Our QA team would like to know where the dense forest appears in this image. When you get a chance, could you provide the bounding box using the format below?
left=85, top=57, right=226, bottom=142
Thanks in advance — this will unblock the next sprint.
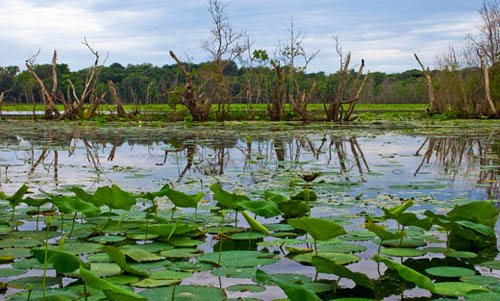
left=0, top=61, right=429, bottom=106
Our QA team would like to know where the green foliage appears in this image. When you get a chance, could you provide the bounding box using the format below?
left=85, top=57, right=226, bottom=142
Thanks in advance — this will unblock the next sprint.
left=31, top=248, right=89, bottom=273
left=255, top=269, right=321, bottom=301
left=288, top=217, right=346, bottom=241
left=79, top=266, right=146, bottom=300
left=312, top=256, right=374, bottom=290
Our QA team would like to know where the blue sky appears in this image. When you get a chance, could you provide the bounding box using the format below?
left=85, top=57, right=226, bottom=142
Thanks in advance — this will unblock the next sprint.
left=0, top=0, right=484, bottom=73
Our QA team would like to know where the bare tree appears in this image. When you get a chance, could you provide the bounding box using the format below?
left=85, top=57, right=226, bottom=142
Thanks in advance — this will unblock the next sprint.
left=280, top=18, right=319, bottom=120
left=414, top=53, right=438, bottom=113
left=25, top=49, right=60, bottom=119
left=325, top=37, right=369, bottom=121
left=201, top=0, right=243, bottom=121
left=169, top=51, right=212, bottom=121
left=269, top=60, right=286, bottom=121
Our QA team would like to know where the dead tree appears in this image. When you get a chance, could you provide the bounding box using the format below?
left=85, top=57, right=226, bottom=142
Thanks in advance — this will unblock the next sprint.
left=268, top=60, right=286, bottom=121
left=25, top=50, right=60, bottom=119
left=344, top=60, right=370, bottom=121
left=169, top=50, right=212, bottom=121
left=107, top=80, right=128, bottom=118
left=0, top=91, right=4, bottom=119
left=414, top=53, right=438, bottom=113
left=61, top=38, right=104, bottom=119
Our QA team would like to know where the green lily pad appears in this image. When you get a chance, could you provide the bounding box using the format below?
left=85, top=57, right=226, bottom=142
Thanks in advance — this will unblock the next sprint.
left=127, top=233, right=159, bottom=240
left=122, top=242, right=173, bottom=253
left=318, top=243, right=367, bottom=253
left=199, top=251, right=279, bottom=267
left=139, top=285, right=226, bottom=301
left=446, top=251, right=477, bottom=259
left=89, top=235, right=126, bottom=243
left=0, top=238, right=43, bottom=248
left=466, top=291, right=500, bottom=301
left=67, top=263, right=122, bottom=278
left=257, top=273, right=332, bottom=293
left=121, top=248, right=165, bottom=262
left=423, top=247, right=453, bottom=254
left=6, top=288, right=78, bottom=301
left=230, top=232, right=267, bottom=240
left=8, top=276, right=60, bottom=289
left=50, top=242, right=103, bottom=255
left=106, top=275, right=140, bottom=285
left=257, top=238, right=304, bottom=247
left=480, top=261, right=500, bottom=270
left=130, top=259, right=172, bottom=271
left=379, top=248, right=426, bottom=257
left=167, top=261, right=214, bottom=272
left=460, top=275, right=500, bottom=285
left=226, top=284, right=265, bottom=293
left=150, top=269, right=192, bottom=280
left=293, top=252, right=360, bottom=265
left=426, top=266, right=476, bottom=277
left=434, top=282, right=487, bottom=296
left=264, top=224, right=294, bottom=232
left=381, top=238, right=426, bottom=247
left=0, top=248, right=31, bottom=258
left=132, top=278, right=181, bottom=288
left=0, top=268, right=26, bottom=277
left=206, top=226, right=244, bottom=234
left=168, top=236, right=204, bottom=247
left=12, top=258, right=53, bottom=269
left=87, top=253, right=112, bottom=262
left=211, top=267, right=256, bottom=278
left=160, top=248, right=201, bottom=259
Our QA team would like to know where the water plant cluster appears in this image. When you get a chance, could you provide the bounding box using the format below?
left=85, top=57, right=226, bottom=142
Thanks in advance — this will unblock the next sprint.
left=0, top=180, right=499, bottom=301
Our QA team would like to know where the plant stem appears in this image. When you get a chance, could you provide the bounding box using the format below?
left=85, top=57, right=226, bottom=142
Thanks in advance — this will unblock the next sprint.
left=145, top=217, right=149, bottom=240
left=69, top=212, right=77, bottom=238
left=234, top=211, right=238, bottom=227
left=83, top=282, right=88, bottom=301
left=314, top=239, right=318, bottom=256
left=171, top=206, right=176, bottom=221
left=217, top=211, right=226, bottom=268
left=399, top=226, right=405, bottom=247
left=104, top=208, right=113, bottom=230
left=10, top=205, right=15, bottom=223
left=171, top=285, right=176, bottom=301
left=43, top=217, right=52, bottom=300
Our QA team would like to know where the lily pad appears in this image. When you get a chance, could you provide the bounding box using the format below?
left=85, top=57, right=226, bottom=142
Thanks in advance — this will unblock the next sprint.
left=206, top=226, right=244, bottom=234
left=106, top=275, right=140, bottom=285
left=67, top=263, right=122, bottom=278
left=466, top=291, right=500, bottom=301
left=12, top=258, right=53, bottom=269
left=0, top=268, right=26, bottom=277
left=121, top=248, right=165, bottom=262
left=122, top=242, right=173, bottom=253
left=139, top=285, right=226, bottom=301
left=211, top=267, right=256, bottom=278
left=160, top=248, right=201, bottom=259
left=317, top=243, right=367, bottom=253
left=434, top=282, right=487, bottom=296
left=480, top=261, right=500, bottom=270
left=150, top=269, right=192, bottom=280
left=446, top=251, right=477, bottom=259
left=425, top=266, right=476, bottom=278
left=89, top=235, right=126, bottom=243
left=87, top=253, right=112, bottom=262
left=168, top=236, right=204, bottom=247
left=50, top=242, right=103, bottom=255
left=230, top=232, right=267, bottom=240
left=8, top=276, right=60, bottom=289
left=199, top=251, right=279, bottom=267
left=379, top=248, right=426, bottom=257
left=132, top=278, right=181, bottom=288
left=293, top=252, right=360, bottom=265
left=226, top=284, right=265, bottom=293
left=0, top=248, right=31, bottom=258
left=460, top=275, right=500, bottom=285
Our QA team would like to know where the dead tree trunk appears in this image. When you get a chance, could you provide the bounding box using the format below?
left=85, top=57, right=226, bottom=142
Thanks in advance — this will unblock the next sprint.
left=414, top=53, right=438, bottom=113
left=482, top=62, right=499, bottom=117
left=326, top=53, right=351, bottom=121
left=269, top=60, right=285, bottom=121
left=169, top=51, right=211, bottom=121
left=0, top=92, right=4, bottom=119
left=25, top=50, right=60, bottom=119
left=344, top=60, right=370, bottom=121
left=107, top=80, right=127, bottom=118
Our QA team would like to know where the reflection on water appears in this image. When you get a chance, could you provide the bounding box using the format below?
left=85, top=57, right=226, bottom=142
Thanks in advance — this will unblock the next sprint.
left=0, top=121, right=499, bottom=200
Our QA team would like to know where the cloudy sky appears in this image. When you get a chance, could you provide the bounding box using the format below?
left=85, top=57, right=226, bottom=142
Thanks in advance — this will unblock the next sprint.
left=0, top=0, right=484, bottom=73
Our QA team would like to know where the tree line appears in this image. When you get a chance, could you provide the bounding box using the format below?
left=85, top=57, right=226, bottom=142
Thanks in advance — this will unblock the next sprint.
left=1, top=0, right=499, bottom=120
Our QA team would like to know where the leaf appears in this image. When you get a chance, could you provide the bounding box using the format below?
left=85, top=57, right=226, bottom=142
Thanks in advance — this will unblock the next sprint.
left=121, top=248, right=165, bottom=262
left=239, top=200, right=280, bottom=218
left=291, top=189, right=318, bottom=202
left=433, top=282, right=487, bottom=297
left=94, top=185, right=137, bottom=210
left=255, top=269, right=321, bottom=301
left=425, top=266, right=476, bottom=277
left=240, top=210, right=270, bottom=235
left=312, top=256, right=374, bottom=290
left=70, top=186, right=95, bottom=204
left=365, top=219, right=404, bottom=241
left=136, top=184, right=170, bottom=200
left=22, top=197, right=51, bottom=208
left=384, top=200, right=414, bottom=217
left=455, top=220, right=496, bottom=237
left=31, top=248, right=89, bottom=273
left=140, top=223, right=197, bottom=237
left=446, top=201, right=499, bottom=227
left=288, top=217, right=346, bottom=241
left=379, top=248, right=426, bottom=257
left=279, top=201, right=311, bottom=218
left=52, top=196, right=100, bottom=217
left=79, top=266, right=146, bottom=300
left=6, top=184, right=30, bottom=206
left=104, top=246, right=150, bottom=277
left=198, top=250, right=278, bottom=267
left=166, top=189, right=204, bottom=208
left=210, top=183, right=249, bottom=209
left=373, top=255, right=435, bottom=293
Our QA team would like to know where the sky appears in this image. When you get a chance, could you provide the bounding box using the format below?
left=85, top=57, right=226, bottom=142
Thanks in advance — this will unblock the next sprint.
left=0, top=0, right=485, bottom=74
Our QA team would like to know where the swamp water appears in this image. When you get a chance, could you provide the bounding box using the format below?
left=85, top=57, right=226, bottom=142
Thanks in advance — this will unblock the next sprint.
left=0, top=120, right=499, bottom=300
